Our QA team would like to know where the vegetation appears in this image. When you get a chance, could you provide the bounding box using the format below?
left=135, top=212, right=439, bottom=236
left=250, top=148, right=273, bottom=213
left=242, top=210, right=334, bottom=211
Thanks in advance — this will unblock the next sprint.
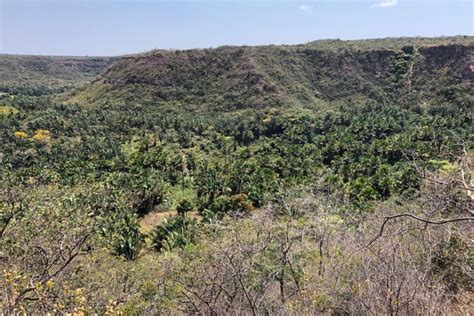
left=0, top=54, right=115, bottom=88
left=1, top=37, right=473, bottom=314
left=68, top=36, right=473, bottom=112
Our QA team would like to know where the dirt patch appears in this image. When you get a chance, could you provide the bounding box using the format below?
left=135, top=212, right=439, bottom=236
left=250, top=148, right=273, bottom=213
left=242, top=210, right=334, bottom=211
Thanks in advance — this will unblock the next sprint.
left=140, top=210, right=202, bottom=232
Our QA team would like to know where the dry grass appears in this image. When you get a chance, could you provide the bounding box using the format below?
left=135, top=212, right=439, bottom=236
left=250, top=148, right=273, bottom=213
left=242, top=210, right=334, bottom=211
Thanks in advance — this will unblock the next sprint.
left=140, top=210, right=201, bottom=233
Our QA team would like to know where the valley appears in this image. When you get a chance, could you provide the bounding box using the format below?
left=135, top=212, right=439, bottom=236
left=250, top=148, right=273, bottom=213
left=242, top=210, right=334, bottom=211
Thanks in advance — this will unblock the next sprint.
left=1, top=36, right=473, bottom=314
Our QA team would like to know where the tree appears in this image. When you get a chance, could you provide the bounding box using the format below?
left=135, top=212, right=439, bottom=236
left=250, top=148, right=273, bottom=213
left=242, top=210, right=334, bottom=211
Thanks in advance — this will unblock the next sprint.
left=176, top=199, right=194, bottom=216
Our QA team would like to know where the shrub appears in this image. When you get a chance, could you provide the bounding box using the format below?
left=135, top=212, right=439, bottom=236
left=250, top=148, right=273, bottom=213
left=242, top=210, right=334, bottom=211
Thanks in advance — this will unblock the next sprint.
left=103, top=211, right=143, bottom=261
left=152, top=215, right=197, bottom=252
left=431, top=235, right=473, bottom=292
left=176, top=199, right=194, bottom=216
left=207, top=194, right=255, bottom=219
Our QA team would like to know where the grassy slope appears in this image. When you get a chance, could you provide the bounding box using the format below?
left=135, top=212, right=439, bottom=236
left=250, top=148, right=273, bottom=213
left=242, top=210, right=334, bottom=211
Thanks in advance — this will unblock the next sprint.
left=68, top=36, right=473, bottom=111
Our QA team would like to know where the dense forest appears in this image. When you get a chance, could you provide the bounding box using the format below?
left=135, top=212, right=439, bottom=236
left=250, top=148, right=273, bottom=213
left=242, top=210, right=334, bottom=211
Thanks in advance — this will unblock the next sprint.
left=1, top=37, right=473, bottom=314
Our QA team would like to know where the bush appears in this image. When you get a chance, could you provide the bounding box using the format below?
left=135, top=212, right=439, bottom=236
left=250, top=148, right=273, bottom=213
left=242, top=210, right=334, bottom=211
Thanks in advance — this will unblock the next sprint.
left=431, top=235, right=473, bottom=292
left=103, top=211, right=143, bottom=261
left=207, top=194, right=255, bottom=219
left=176, top=199, right=194, bottom=216
left=152, top=215, right=197, bottom=252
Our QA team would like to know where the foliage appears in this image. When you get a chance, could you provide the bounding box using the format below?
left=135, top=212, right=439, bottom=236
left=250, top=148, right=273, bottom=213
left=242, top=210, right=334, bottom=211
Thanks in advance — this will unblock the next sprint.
left=1, top=37, right=473, bottom=313
left=431, top=235, right=473, bottom=292
left=176, top=199, right=194, bottom=216
left=152, top=215, right=198, bottom=252
left=0, top=55, right=115, bottom=88
left=102, top=211, right=143, bottom=261
left=206, top=194, right=255, bottom=219
left=68, top=37, right=473, bottom=111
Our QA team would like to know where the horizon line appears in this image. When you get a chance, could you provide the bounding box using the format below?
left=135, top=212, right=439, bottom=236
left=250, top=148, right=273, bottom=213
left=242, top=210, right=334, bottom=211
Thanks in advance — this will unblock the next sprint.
left=1, top=34, right=472, bottom=58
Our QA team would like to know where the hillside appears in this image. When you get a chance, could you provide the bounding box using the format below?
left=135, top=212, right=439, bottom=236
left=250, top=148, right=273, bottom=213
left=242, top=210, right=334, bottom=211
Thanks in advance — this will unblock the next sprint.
left=69, top=36, right=473, bottom=111
left=2, top=37, right=473, bottom=314
left=0, top=54, right=115, bottom=88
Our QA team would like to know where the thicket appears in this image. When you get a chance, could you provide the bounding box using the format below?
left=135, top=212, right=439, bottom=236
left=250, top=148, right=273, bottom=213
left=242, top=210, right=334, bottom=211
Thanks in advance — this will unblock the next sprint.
left=1, top=58, right=472, bottom=312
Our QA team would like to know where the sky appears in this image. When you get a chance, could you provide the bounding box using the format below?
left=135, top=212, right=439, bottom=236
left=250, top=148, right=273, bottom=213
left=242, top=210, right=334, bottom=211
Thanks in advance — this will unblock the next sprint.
left=0, top=0, right=472, bottom=56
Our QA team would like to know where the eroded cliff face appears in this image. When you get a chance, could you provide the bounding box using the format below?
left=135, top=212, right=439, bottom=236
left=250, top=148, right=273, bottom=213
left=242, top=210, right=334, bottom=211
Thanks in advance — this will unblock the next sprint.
left=71, top=47, right=283, bottom=110
left=70, top=38, right=473, bottom=111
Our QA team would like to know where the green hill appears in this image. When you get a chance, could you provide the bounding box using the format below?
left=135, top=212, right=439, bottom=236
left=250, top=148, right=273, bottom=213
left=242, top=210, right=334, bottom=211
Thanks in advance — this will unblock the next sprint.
left=69, top=36, right=473, bottom=111
left=0, top=54, right=116, bottom=88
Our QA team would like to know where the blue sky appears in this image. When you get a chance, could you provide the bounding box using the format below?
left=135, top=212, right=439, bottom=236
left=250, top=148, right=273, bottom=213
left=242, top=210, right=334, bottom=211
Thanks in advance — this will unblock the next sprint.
left=0, top=0, right=472, bottom=56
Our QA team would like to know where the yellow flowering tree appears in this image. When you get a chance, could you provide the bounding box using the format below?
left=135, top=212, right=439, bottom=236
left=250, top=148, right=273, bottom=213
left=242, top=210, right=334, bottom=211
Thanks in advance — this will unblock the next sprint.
left=32, top=129, right=51, bottom=141
left=14, top=131, right=28, bottom=139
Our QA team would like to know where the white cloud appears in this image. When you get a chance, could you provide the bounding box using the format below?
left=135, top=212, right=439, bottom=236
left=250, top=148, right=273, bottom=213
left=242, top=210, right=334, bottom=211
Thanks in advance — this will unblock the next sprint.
left=371, top=0, right=397, bottom=8
left=299, top=4, right=313, bottom=12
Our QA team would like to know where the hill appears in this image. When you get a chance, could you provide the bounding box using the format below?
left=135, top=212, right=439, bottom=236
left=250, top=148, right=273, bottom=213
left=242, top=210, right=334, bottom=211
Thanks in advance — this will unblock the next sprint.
left=2, top=37, right=473, bottom=314
left=69, top=36, right=473, bottom=111
left=0, top=54, right=116, bottom=88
